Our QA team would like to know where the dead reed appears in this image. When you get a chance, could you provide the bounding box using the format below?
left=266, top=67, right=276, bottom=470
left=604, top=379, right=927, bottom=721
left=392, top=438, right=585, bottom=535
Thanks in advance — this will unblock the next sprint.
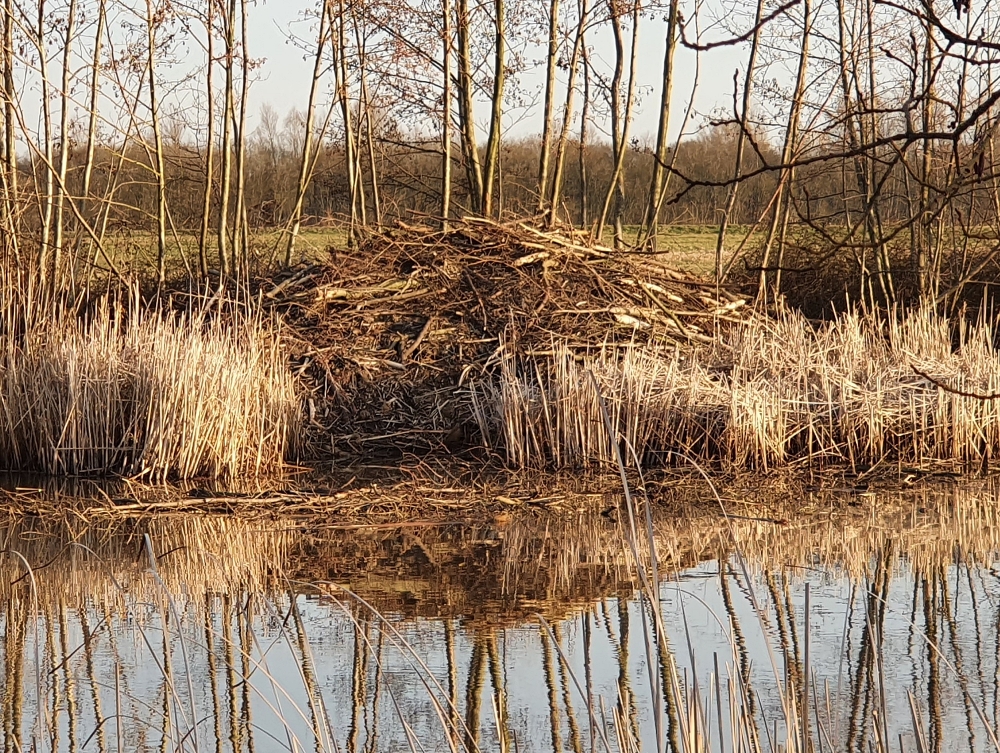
left=477, top=305, right=1000, bottom=471
left=0, top=293, right=298, bottom=479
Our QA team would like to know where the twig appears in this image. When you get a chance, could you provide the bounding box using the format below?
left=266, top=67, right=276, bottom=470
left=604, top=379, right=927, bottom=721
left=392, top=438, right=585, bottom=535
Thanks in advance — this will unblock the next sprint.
left=911, top=365, right=1000, bottom=400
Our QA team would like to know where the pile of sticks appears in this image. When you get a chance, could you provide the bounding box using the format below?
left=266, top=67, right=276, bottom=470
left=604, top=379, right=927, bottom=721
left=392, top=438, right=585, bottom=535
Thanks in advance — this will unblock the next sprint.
left=267, top=218, right=751, bottom=454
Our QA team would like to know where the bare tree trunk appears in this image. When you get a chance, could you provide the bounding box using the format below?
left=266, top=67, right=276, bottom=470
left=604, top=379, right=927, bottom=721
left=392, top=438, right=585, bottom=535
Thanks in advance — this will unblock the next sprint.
left=351, top=17, right=381, bottom=227
left=35, top=0, right=55, bottom=286
left=361, top=76, right=381, bottom=227
left=80, top=0, right=105, bottom=238
left=52, top=0, right=77, bottom=289
left=442, top=0, right=453, bottom=227
left=714, top=0, right=763, bottom=283
left=335, top=0, right=360, bottom=238
left=199, top=0, right=216, bottom=278
left=146, top=0, right=169, bottom=288
left=217, top=0, right=237, bottom=280
left=758, top=0, right=811, bottom=300
left=597, top=0, right=640, bottom=246
left=232, top=0, right=251, bottom=273
left=1, top=0, right=17, bottom=265
left=536, top=0, right=560, bottom=213
left=547, top=0, right=588, bottom=226
left=481, top=0, right=505, bottom=217
left=644, top=0, right=681, bottom=245
left=917, top=20, right=934, bottom=299
left=286, top=0, right=330, bottom=266
left=578, top=32, right=590, bottom=227
left=456, top=0, right=483, bottom=213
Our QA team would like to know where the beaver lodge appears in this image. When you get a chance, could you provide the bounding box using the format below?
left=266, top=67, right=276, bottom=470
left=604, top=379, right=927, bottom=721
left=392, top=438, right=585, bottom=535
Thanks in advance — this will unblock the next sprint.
left=3, top=218, right=1000, bottom=480
left=273, top=218, right=1000, bottom=475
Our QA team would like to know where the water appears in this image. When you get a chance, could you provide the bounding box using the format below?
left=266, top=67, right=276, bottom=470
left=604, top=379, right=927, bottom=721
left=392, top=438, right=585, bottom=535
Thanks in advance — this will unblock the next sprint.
left=3, top=478, right=1000, bottom=752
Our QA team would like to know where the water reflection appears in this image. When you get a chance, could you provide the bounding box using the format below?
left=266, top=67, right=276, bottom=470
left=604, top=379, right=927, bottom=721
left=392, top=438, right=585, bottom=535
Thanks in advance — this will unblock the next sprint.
left=2, top=479, right=1000, bottom=751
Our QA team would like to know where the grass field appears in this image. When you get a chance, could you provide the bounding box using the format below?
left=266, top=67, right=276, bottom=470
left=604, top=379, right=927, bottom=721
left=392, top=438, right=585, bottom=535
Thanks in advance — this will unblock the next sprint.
left=97, top=223, right=749, bottom=281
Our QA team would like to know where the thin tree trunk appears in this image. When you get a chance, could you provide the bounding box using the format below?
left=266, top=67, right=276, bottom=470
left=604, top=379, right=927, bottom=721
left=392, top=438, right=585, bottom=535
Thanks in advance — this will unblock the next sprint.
left=80, top=0, right=105, bottom=239
left=36, top=0, right=55, bottom=287
left=218, top=0, right=237, bottom=280
left=536, top=0, right=560, bottom=213
left=456, top=0, right=483, bottom=212
left=578, top=34, right=590, bottom=227
left=232, top=0, right=251, bottom=273
left=597, top=0, right=640, bottom=246
left=146, top=0, right=169, bottom=288
left=714, top=0, right=763, bottom=283
left=351, top=17, right=380, bottom=227
left=759, top=0, right=811, bottom=299
left=362, top=75, right=381, bottom=227
left=442, top=0, right=453, bottom=227
left=917, top=20, right=934, bottom=299
left=53, top=0, right=77, bottom=289
left=335, top=0, right=360, bottom=238
left=2, top=0, right=17, bottom=264
left=482, top=0, right=505, bottom=217
left=286, top=1, right=330, bottom=266
left=199, top=0, right=216, bottom=277
left=644, top=0, right=681, bottom=245
left=547, top=0, right=587, bottom=226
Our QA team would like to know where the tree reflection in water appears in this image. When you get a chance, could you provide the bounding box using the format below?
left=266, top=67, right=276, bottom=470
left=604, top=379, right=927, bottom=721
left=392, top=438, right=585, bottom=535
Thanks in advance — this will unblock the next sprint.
left=1, top=479, right=1000, bottom=751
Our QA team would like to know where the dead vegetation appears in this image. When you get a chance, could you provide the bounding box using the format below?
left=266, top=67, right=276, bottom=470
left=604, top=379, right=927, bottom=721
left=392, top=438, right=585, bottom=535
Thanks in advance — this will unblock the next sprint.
left=0, top=292, right=298, bottom=480
left=269, top=217, right=750, bottom=457
left=271, top=219, right=1000, bottom=474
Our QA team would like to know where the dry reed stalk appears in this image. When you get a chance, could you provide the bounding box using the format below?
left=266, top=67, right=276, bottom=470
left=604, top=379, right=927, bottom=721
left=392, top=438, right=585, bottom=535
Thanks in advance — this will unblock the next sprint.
left=476, top=305, right=1000, bottom=471
left=0, top=292, right=298, bottom=479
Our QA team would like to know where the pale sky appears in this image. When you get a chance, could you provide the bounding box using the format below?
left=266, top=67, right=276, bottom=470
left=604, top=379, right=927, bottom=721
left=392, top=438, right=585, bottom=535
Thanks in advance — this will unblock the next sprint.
left=243, top=0, right=748, bottom=145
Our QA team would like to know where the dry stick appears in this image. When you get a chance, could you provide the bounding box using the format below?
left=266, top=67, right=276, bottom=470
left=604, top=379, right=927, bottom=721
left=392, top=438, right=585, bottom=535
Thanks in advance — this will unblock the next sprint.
left=637, top=7, right=701, bottom=252
left=353, top=20, right=382, bottom=228
left=576, top=23, right=592, bottom=228
left=332, top=0, right=361, bottom=238
left=911, top=365, right=1000, bottom=400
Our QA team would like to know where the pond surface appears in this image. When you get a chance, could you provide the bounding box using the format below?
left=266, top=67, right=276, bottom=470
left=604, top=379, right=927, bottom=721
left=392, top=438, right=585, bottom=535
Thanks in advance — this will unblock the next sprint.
left=3, top=477, right=1000, bottom=753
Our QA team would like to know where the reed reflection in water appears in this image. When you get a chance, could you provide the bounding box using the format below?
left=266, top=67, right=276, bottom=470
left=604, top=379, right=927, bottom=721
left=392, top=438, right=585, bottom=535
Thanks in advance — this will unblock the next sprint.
left=2, top=480, right=1000, bottom=752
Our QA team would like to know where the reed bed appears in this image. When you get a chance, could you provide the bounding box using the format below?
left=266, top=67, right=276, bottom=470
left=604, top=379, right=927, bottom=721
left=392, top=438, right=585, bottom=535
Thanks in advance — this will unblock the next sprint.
left=477, top=305, right=1000, bottom=470
left=0, top=295, right=298, bottom=479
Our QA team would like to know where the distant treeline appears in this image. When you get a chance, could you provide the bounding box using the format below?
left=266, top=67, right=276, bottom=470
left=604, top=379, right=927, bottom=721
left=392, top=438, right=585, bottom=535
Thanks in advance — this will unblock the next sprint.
left=2, top=0, right=1000, bottom=311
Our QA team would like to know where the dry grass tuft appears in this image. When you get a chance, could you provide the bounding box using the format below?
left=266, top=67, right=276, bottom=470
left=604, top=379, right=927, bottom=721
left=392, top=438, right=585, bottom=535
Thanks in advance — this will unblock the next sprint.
left=0, top=294, right=298, bottom=479
left=478, top=305, right=1000, bottom=470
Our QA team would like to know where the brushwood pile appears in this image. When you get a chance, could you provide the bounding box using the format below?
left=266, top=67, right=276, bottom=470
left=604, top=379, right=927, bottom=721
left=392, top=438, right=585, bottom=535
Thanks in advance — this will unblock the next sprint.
left=268, top=218, right=751, bottom=459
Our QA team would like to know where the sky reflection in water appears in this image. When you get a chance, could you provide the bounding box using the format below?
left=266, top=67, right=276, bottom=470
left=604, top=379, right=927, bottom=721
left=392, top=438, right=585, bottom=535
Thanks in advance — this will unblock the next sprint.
left=1, top=478, right=999, bottom=752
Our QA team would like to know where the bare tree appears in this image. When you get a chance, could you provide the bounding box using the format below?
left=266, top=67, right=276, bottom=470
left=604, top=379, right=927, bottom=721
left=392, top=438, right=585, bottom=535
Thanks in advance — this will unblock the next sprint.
left=481, top=0, right=506, bottom=217
left=536, top=0, right=561, bottom=212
